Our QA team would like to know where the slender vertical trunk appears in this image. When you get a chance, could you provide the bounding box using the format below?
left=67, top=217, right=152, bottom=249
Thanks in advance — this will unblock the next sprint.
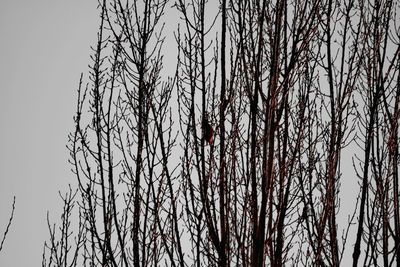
left=394, top=96, right=400, bottom=266
left=133, top=2, right=149, bottom=266
left=219, top=0, right=228, bottom=265
left=352, top=85, right=382, bottom=267
left=250, top=1, right=268, bottom=266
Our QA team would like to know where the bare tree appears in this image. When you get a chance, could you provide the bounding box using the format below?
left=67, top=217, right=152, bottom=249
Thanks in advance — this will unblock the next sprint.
left=352, top=0, right=400, bottom=265
left=175, top=0, right=361, bottom=265
left=43, top=0, right=400, bottom=266
left=44, top=0, right=181, bottom=266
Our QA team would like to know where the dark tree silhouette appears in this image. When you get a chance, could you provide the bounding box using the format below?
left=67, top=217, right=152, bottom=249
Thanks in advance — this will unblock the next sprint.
left=43, top=0, right=400, bottom=266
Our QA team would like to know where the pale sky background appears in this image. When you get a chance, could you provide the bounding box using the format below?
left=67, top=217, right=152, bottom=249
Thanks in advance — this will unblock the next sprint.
left=0, top=1, right=360, bottom=266
left=0, top=1, right=99, bottom=265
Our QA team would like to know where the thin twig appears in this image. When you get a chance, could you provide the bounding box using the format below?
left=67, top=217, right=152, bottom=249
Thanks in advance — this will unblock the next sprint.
left=0, top=196, right=16, bottom=252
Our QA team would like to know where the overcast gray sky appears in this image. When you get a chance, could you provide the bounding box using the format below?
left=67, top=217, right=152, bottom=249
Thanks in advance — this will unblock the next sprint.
left=0, top=1, right=99, bottom=265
